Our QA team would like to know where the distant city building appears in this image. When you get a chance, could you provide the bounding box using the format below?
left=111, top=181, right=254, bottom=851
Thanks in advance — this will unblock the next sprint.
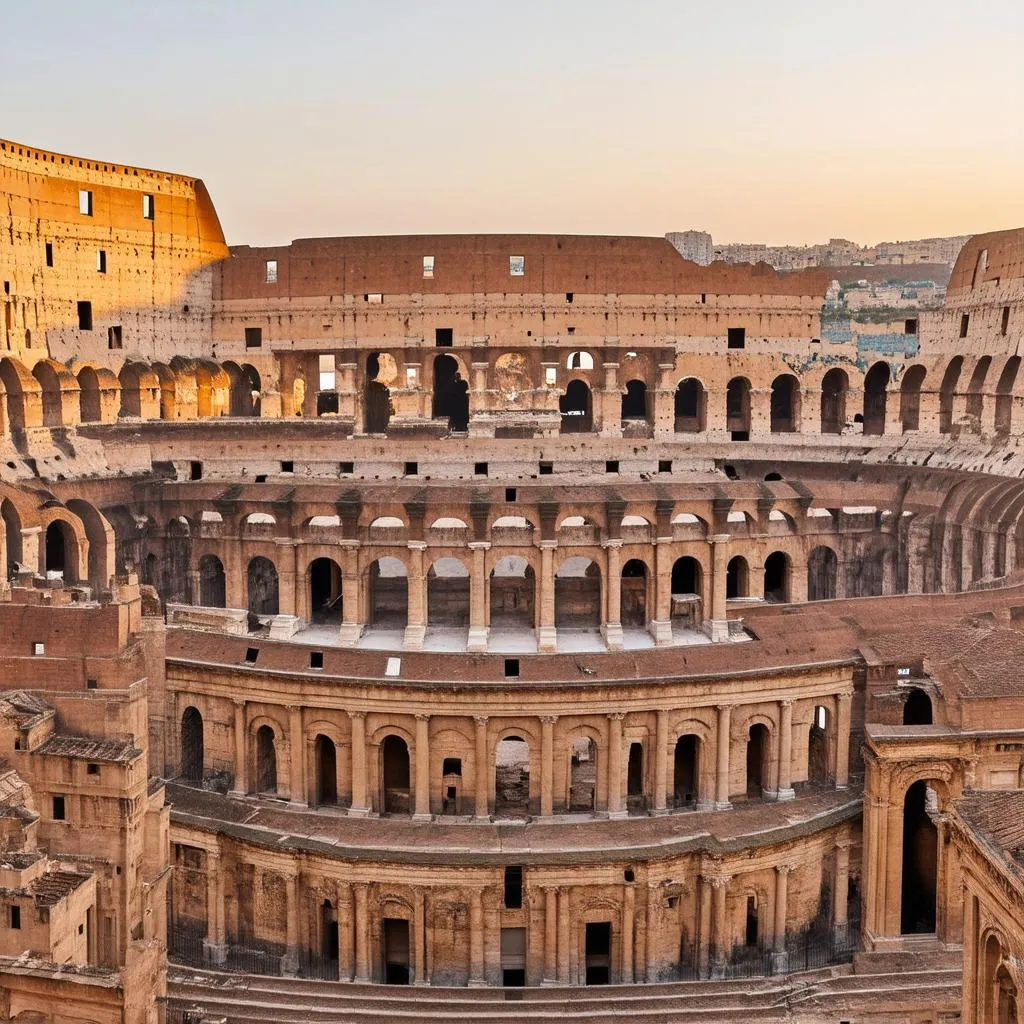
left=664, top=230, right=713, bottom=265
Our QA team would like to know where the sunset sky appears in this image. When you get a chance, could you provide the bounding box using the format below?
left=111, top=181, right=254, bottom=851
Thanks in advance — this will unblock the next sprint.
left=4, top=0, right=1022, bottom=247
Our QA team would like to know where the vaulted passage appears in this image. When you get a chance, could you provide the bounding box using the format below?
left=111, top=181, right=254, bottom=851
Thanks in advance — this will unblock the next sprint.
left=821, top=369, right=848, bottom=434
left=903, top=687, right=933, bottom=725
left=901, top=781, right=937, bottom=934
left=180, top=706, right=203, bottom=784
left=726, top=555, right=748, bottom=599
left=900, top=364, right=926, bottom=432
left=427, top=558, right=470, bottom=627
left=381, top=735, right=411, bottom=815
left=555, top=557, right=601, bottom=628
left=863, top=362, right=890, bottom=436
left=770, top=374, right=800, bottom=433
left=807, top=546, right=837, bottom=601
left=674, top=735, right=699, bottom=807
left=626, top=741, right=644, bottom=810
left=674, top=378, right=705, bottom=432
left=620, top=558, right=647, bottom=627
left=247, top=556, right=279, bottom=617
left=367, top=557, right=408, bottom=627
left=365, top=353, right=392, bottom=433
left=432, top=354, right=469, bottom=432
left=489, top=557, right=535, bottom=631
left=309, top=557, right=342, bottom=623
left=560, top=379, right=592, bottom=433
left=198, top=554, right=226, bottom=608
left=763, top=551, right=789, bottom=602
left=315, top=735, right=337, bottom=806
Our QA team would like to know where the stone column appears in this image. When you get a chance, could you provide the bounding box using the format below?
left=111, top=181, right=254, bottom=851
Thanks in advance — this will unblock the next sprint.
left=622, top=882, right=635, bottom=984
left=229, top=699, right=247, bottom=796
left=348, top=711, right=369, bottom=816
left=275, top=537, right=300, bottom=618
left=354, top=883, right=370, bottom=982
left=467, top=541, right=490, bottom=652
left=282, top=872, right=300, bottom=975
left=469, top=888, right=485, bottom=986
left=715, top=704, right=732, bottom=809
left=540, top=716, right=557, bottom=818
left=704, top=534, right=730, bottom=642
left=413, top=888, right=426, bottom=984
left=543, top=887, right=558, bottom=985
left=404, top=540, right=427, bottom=650
left=645, top=882, right=659, bottom=982
left=653, top=709, right=669, bottom=813
left=202, top=847, right=227, bottom=964
left=710, top=874, right=731, bottom=979
left=606, top=713, right=626, bottom=818
left=414, top=714, right=431, bottom=821
left=772, top=864, right=793, bottom=974
left=834, top=693, right=852, bottom=788
left=698, top=875, right=712, bottom=979
left=602, top=539, right=624, bottom=650
left=557, top=887, right=571, bottom=984
left=339, top=881, right=355, bottom=981
left=833, top=839, right=851, bottom=942
left=338, top=541, right=363, bottom=647
left=474, top=716, right=489, bottom=819
left=538, top=540, right=557, bottom=652
left=288, top=705, right=305, bottom=807
left=649, top=536, right=674, bottom=645
left=776, top=700, right=795, bottom=801
left=788, top=558, right=808, bottom=603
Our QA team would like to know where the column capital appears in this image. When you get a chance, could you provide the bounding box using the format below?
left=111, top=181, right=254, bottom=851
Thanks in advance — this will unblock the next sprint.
left=705, top=874, right=732, bottom=889
left=415, top=713, right=431, bottom=722
left=834, top=837, right=853, bottom=851
left=233, top=698, right=247, bottom=708
left=775, top=863, right=798, bottom=876
left=539, top=715, right=558, bottom=725
left=837, top=691, right=853, bottom=706
left=474, top=715, right=489, bottom=726
left=348, top=710, right=367, bottom=721
left=716, top=703, right=732, bottom=714
left=538, top=539, right=558, bottom=551
left=779, top=698, right=794, bottom=709
left=708, top=533, right=731, bottom=544
left=607, top=711, right=626, bottom=722
left=601, top=538, right=623, bottom=550
left=468, top=541, right=491, bottom=551
left=407, top=540, right=427, bottom=551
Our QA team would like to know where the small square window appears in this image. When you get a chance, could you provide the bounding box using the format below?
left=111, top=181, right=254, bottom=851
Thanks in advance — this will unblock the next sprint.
left=189, top=461, right=202, bottom=481
left=96, top=250, right=106, bottom=274
left=474, top=462, right=488, bottom=476
left=79, top=190, right=93, bottom=216
left=904, top=318, right=917, bottom=335
left=52, top=795, right=66, bottom=820
left=281, top=460, right=294, bottom=473
left=504, top=658, right=519, bottom=678
left=566, top=292, right=574, bottom=303
left=505, top=487, right=517, bottom=502
left=310, top=651, right=324, bottom=670
left=45, top=242, right=53, bottom=267
left=567, top=326, right=575, bottom=335
left=254, top=474, right=267, bottom=483
left=960, top=313, right=970, bottom=339
left=435, top=327, right=453, bottom=347
left=107, top=325, right=123, bottom=350
left=78, top=922, right=84, bottom=934
left=504, top=865, right=523, bottom=908
left=544, top=367, right=557, bottom=386
left=404, top=461, right=418, bottom=476
left=244, top=648, right=259, bottom=665
left=86, top=763, right=99, bottom=776
left=423, top=255, right=434, bottom=278
left=77, top=301, right=93, bottom=331
left=364, top=292, right=383, bottom=304
left=339, top=461, right=354, bottom=474
left=244, top=327, right=263, bottom=349
left=727, top=327, right=745, bottom=349
left=265, top=260, right=278, bottom=284
left=658, top=460, right=672, bottom=473
left=509, top=255, right=525, bottom=276
left=142, top=194, right=154, bottom=220
left=539, top=461, right=553, bottom=475
left=606, top=460, right=619, bottom=473
left=86, top=679, right=98, bottom=689
left=32, top=642, right=44, bottom=656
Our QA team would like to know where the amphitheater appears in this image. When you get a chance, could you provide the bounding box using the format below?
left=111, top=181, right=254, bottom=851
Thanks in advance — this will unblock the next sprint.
left=0, top=137, right=1023, bottom=1024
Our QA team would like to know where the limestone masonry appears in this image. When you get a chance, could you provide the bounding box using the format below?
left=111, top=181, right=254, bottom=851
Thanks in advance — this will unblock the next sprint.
left=2, top=136, right=1024, bottom=1023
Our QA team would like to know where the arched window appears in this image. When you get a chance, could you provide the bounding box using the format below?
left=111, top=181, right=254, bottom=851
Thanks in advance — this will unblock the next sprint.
left=555, top=557, right=601, bottom=628
left=621, top=379, right=649, bottom=422
left=900, top=365, right=926, bottom=432
left=198, top=554, right=226, bottom=608
left=726, top=555, right=748, bottom=599
left=256, top=725, right=277, bottom=794
left=863, top=362, right=890, bottom=436
left=746, top=724, right=769, bottom=798
left=427, top=557, right=470, bottom=627
left=309, top=558, right=342, bottom=623
left=247, top=556, right=279, bottom=616
left=365, top=353, right=392, bottom=434
left=903, top=688, right=933, bottom=725
left=180, top=707, right=203, bottom=784
left=566, top=351, right=594, bottom=370
left=807, top=546, right=837, bottom=601
left=939, top=357, right=963, bottom=434
left=726, top=377, right=751, bottom=440
left=808, top=706, right=829, bottom=784
left=315, top=735, right=337, bottom=806
left=495, top=737, right=530, bottom=816
left=770, top=374, right=800, bottom=433
left=674, top=378, right=706, bottom=432
left=763, top=551, right=789, bottom=602
left=620, top=558, right=647, bottom=628
left=381, top=735, right=411, bottom=815
left=995, top=357, right=1021, bottom=435
left=368, top=557, right=408, bottom=628
left=901, top=781, right=937, bottom=934
left=432, top=354, right=469, bottom=432
left=820, top=369, right=848, bottom=434
left=559, top=379, right=593, bottom=433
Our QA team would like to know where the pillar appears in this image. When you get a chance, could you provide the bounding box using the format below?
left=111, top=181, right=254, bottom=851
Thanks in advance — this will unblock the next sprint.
left=789, top=558, right=808, bottom=603
left=474, top=716, right=489, bottom=819
left=557, top=887, right=571, bottom=984
left=710, top=874, right=731, bottom=979
left=413, top=888, right=426, bottom=984
left=288, top=705, right=305, bottom=807
left=282, top=872, right=300, bottom=975
left=772, top=864, right=793, bottom=974
left=354, top=883, right=370, bottom=982
left=833, top=839, right=851, bottom=943
left=698, top=875, right=712, bottom=979
left=467, top=542, right=489, bottom=652
left=540, top=715, right=556, bottom=817
left=644, top=882, right=659, bottom=982
left=704, top=534, right=730, bottom=642
left=339, top=881, right=355, bottom=981
left=606, top=712, right=626, bottom=818
left=202, top=847, right=227, bottom=964
left=653, top=709, right=668, bottom=813
left=404, top=540, right=426, bottom=650
left=348, top=711, right=369, bottom=816
left=275, top=537, right=299, bottom=618
left=622, top=882, right=635, bottom=984
left=338, top=541, right=363, bottom=647
left=414, top=714, right=431, bottom=821
left=776, top=700, right=795, bottom=801
left=602, top=539, right=624, bottom=650
left=543, top=887, right=558, bottom=985
left=538, top=540, right=557, bottom=652
left=835, top=692, right=852, bottom=788
left=649, top=536, right=674, bottom=645
left=715, top=704, right=732, bottom=809
left=229, top=699, right=247, bottom=796
left=469, top=888, right=485, bottom=986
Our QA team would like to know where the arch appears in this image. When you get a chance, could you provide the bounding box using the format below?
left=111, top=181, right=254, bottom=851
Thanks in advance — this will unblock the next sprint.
left=256, top=724, right=278, bottom=795
left=620, top=558, right=647, bottom=628
left=117, top=362, right=153, bottom=418
left=223, top=361, right=262, bottom=417
left=726, top=555, right=748, bottom=599
left=863, top=362, right=890, bottom=436
left=427, top=557, right=470, bottom=627
left=494, top=736, right=530, bottom=816
left=432, top=353, right=469, bottom=432
left=370, top=515, right=405, bottom=529
left=247, top=556, right=279, bottom=616
left=746, top=723, right=769, bottom=798
left=903, top=688, right=933, bottom=726
left=900, top=364, right=927, bottom=432
left=76, top=366, right=103, bottom=423
left=569, top=735, right=597, bottom=812
left=308, top=557, right=342, bottom=624
left=65, top=499, right=114, bottom=591
left=674, top=735, right=700, bottom=808
left=320, top=898, right=340, bottom=963
left=1, top=498, right=23, bottom=576
left=820, top=368, right=849, bottom=434
left=939, top=357, right=963, bottom=434
left=901, top=780, right=937, bottom=934
left=198, top=554, right=226, bottom=608
left=560, top=379, right=593, bottom=433
left=620, top=379, right=649, bottom=424
left=381, top=735, right=411, bottom=815
left=726, top=376, right=751, bottom=440
left=180, top=706, right=204, bottom=784
left=770, top=374, right=800, bottom=434
left=367, top=556, right=408, bottom=627
left=674, top=377, right=706, bottom=433
left=489, top=556, right=535, bottom=631
left=670, top=556, right=703, bottom=631
left=626, top=741, right=645, bottom=809
left=763, top=551, right=790, bottom=602
left=315, top=734, right=338, bottom=806
left=966, top=356, right=992, bottom=426
left=566, top=350, right=594, bottom=370
left=555, top=556, right=601, bottom=628
left=807, top=546, right=837, bottom=601
left=0, top=357, right=35, bottom=430
left=44, top=519, right=79, bottom=582
left=995, top=357, right=1021, bottom=435
left=365, top=353, right=393, bottom=434
left=808, top=705, right=829, bottom=785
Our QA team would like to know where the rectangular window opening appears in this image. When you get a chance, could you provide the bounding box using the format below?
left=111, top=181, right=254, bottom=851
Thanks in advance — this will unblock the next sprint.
left=904, top=318, right=917, bottom=335
left=1002, top=306, right=1011, bottom=336
left=509, top=256, right=525, bottom=276
left=339, top=461, right=354, bottom=475
left=244, top=326, right=263, bottom=349
left=9, top=906, right=20, bottom=929
left=281, top=460, right=294, bottom=473
left=87, top=679, right=98, bottom=690
left=727, top=327, right=746, bottom=349
left=504, top=658, right=519, bottom=679
left=142, top=194, right=154, bottom=220
left=265, top=260, right=278, bottom=284
left=539, top=460, right=553, bottom=475
left=79, top=190, right=93, bottom=216
left=254, top=474, right=267, bottom=483
left=32, top=642, right=44, bottom=656
left=86, top=763, right=100, bottom=776
left=606, top=460, right=620, bottom=474
left=435, top=327, right=453, bottom=347
left=244, top=648, right=259, bottom=665
left=96, top=250, right=106, bottom=274
left=310, top=651, right=324, bottom=670
left=658, top=459, right=672, bottom=473
left=107, top=325, right=122, bottom=350
left=77, top=301, right=93, bottom=331
left=364, top=292, right=383, bottom=304
left=422, top=255, right=435, bottom=278
left=52, top=795, right=66, bottom=821
left=189, top=461, right=202, bottom=481
left=404, top=461, right=418, bottom=476
left=566, top=292, right=574, bottom=303
left=544, top=366, right=557, bottom=386
left=505, top=487, right=517, bottom=502
left=474, top=461, right=488, bottom=476
left=504, top=866, right=523, bottom=908
left=45, top=242, right=53, bottom=267
left=960, top=313, right=970, bottom=339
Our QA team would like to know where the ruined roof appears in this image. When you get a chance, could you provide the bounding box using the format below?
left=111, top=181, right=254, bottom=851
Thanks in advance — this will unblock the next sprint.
left=955, top=791, right=1024, bottom=878
left=0, top=691, right=51, bottom=726
left=35, top=735, right=141, bottom=764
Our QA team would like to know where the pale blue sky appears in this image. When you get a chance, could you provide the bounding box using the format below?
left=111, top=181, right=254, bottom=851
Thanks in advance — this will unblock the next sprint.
left=3, top=0, right=1022, bottom=246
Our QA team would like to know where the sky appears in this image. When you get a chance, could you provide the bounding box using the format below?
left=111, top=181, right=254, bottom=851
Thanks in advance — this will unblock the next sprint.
left=2, top=0, right=1022, bottom=247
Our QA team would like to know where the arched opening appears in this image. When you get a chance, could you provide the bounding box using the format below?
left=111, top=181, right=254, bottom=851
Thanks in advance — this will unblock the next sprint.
left=808, top=705, right=829, bottom=785
left=31, top=362, right=64, bottom=427
left=365, top=353, right=392, bottom=434
left=763, top=551, right=789, bottom=602
left=381, top=735, right=411, bottom=815
left=180, top=707, right=203, bottom=784
left=863, top=362, right=890, bottom=436
left=983, top=935, right=1004, bottom=1024
left=726, top=377, right=751, bottom=440
left=494, top=737, right=530, bottom=816
left=674, top=735, right=699, bottom=808
left=489, top=557, right=535, bottom=632
left=670, top=556, right=702, bottom=631
left=151, top=363, right=177, bottom=420
left=255, top=725, right=277, bottom=795
left=320, top=900, right=339, bottom=964
left=44, top=520, right=77, bottom=582
left=820, top=368, right=849, bottom=434
left=77, top=367, right=102, bottom=423
left=247, top=556, right=279, bottom=616
left=996, top=963, right=1018, bottom=1024
left=900, top=365, right=926, bottom=432
left=1, top=499, right=23, bottom=576
left=726, top=555, right=748, bottom=599
left=900, top=781, right=937, bottom=934
left=383, top=918, right=411, bottom=984
left=555, top=557, right=601, bottom=628
left=939, top=357, right=963, bottom=434
left=309, top=557, right=342, bottom=624
left=745, top=894, right=760, bottom=947
left=770, top=374, right=800, bottom=433
left=560, top=379, right=593, bottom=433
left=903, top=688, right=933, bottom=726
left=621, top=379, right=649, bottom=429
left=427, top=557, right=470, bottom=627
left=163, top=516, right=192, bottom=604
left=626, top=741, right=644, bottom=810
left=746, top=724, right=768, bottom=799
left=966, top=356, right=992, bottom=426
left=569, top=736, right=596, bottom=811
left=0, top=358, right=28, bottom=431
left=117, top=363, right=144, bottom=418
left=620, top=558, right=647, bottom=628
left=367, top=557, right=408, bottom=627
left=674, top=378, right=706, bottom=433
left=198, top=554, right=226, bottom=608
left=225, top=361, right=261, bottom=416
left=315, top=735, right=337, bottom=806
left=432, top=354, right=469, bottom=432
left=807, top=546, right=837, bottom=601
left=995, top=357, right=1021, bottom=435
